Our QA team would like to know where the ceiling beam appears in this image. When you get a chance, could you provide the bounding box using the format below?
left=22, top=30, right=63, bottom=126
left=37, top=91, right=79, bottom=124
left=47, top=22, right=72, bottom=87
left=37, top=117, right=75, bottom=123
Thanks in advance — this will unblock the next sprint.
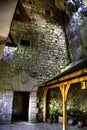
left=14, top=0, right=31, bottom=23
left=40, top=68, right=87, bottom=89
left=45, top=68, right=87, bottom=86
left=45, top=75, right=87, bottom=89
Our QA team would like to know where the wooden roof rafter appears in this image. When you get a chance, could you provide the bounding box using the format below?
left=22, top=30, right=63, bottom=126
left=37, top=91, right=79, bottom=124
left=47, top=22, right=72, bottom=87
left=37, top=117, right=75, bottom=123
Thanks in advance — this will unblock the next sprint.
left=42, top=58, right=87, bottom=89
left=14, top=0, right=31, bottom=24
left=45, top=68, right=87, bottom=87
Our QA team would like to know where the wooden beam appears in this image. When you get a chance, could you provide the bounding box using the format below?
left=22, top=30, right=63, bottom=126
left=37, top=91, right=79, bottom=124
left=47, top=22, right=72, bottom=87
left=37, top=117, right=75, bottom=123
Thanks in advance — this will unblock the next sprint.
left=46, top=68, right=87, bottom=86
left=62, top=87, right=67, bottom=130
left=14, top=13, right=30, bottom=23
left=59, top=84, right=70, bottom=130
left=14, top=0, right=31, bottom=23
left=45, top=75, right=87, bottom=89
left=58, top=68, right=87, bottom=81
left=43, top=88, right=48, bottom=122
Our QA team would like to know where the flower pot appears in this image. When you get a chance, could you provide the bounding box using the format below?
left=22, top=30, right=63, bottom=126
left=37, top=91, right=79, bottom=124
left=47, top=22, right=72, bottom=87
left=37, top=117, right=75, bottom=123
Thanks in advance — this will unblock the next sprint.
left=78, top=121, right=83, bottom=128
left=47, top=119, right=52, bottom=123
left=58, top=116, right=63, bottom=123
left=68, top=118, right=74, bottom=125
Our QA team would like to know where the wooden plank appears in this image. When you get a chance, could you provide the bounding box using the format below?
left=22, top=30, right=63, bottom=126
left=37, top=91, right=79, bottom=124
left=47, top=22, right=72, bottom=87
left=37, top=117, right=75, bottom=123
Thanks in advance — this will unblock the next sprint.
left=62, top=88, right=67, bottom=130
left=59, top=69, right=84, bottom=81
left=16, top=0, right=31, bottom=23
left=0, top=44, right=5, bottom=60
left=45, top=79, right=58, bottom=86
left=45, top=75, right=87, bottom=89
left=43, top=88, right=48, bottom=122
left=46, top=68, right=87, bottom=87
left=59, top=85, right=70, bottom=130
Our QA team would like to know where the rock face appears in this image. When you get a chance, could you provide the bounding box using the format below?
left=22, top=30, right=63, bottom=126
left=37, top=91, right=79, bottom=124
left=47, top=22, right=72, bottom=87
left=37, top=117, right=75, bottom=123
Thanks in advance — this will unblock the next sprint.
left=66, top=0, right=87, bottom=61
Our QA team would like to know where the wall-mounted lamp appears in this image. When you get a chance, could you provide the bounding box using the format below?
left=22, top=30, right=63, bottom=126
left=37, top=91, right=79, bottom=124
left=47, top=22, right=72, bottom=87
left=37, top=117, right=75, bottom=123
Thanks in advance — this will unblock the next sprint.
left=81, top=81, right=87, bottom=89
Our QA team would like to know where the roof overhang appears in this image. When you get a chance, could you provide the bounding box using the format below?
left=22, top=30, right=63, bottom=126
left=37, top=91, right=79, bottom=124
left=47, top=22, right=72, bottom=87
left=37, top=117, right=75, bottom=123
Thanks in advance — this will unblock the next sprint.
left=41, top=58, right=87, bottom=88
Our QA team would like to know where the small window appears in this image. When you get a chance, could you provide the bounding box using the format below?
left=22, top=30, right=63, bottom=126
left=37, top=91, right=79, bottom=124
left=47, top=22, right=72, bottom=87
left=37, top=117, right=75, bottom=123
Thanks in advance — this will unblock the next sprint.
left=20, top=39, right=30, bottom=46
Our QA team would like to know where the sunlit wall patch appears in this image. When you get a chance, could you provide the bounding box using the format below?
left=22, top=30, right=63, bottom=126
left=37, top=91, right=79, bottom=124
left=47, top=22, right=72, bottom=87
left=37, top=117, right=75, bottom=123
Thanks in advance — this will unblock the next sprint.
left=2, top=46, right=17, bottom=59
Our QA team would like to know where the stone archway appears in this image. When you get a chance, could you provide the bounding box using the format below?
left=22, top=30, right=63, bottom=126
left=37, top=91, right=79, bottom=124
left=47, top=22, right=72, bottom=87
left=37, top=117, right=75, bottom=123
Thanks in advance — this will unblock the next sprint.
left=11, top=71, right=39, bottom=122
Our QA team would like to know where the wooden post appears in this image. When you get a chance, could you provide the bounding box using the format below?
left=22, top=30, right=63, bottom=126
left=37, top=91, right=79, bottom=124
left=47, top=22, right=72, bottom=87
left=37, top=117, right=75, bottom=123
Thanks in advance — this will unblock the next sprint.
left=59, top=84, right=70, bottom=130
left=43, top=88, right=48, bottom=122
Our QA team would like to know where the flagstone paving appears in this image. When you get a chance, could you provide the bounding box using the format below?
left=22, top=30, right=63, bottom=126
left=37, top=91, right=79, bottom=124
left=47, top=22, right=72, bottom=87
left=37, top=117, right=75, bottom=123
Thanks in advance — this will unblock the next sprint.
left=0, top=122, right=87, bottom=130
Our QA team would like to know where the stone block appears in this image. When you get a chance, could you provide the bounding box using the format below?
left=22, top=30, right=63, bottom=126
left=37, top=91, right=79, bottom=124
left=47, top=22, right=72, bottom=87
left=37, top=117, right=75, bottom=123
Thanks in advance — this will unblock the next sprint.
left=32, top=85, right=38, bottom=91
left=2, top=114, right=12, bottom=121
left=5, top=102, right=12, bottom=109
left=29, top=113, right=37, bottom=121
left=29, top=108, right=38, bottom=114
left=30, top=97, right=38, bottom=103
left=3, top=95, right=13, bottom=102
left=30, top=103, right=37, bottom=108
left=1, top=108, right=12, bottom=115
left=30, top=92, right=37, bottom=97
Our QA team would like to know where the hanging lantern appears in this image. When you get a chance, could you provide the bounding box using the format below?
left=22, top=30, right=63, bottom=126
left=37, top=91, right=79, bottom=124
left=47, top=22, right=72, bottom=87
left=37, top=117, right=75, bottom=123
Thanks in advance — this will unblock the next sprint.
left=81, top=81, right=87, bottom=90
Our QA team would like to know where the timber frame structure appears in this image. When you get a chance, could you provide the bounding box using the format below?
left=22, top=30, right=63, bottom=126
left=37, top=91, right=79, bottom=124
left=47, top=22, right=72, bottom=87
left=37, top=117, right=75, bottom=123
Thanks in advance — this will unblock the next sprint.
left=42, top=58, right=87, bottom=130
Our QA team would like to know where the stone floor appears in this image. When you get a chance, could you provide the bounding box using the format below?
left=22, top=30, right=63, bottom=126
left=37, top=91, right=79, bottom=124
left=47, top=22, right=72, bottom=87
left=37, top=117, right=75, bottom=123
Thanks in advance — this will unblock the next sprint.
left=0, top=122, right=87, bottom=130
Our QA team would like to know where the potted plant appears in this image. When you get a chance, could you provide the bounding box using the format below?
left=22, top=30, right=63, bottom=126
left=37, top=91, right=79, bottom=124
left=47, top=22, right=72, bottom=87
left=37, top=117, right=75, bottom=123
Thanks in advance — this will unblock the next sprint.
left=78, top=120, right=84, bottom=128
left=67, top=108, right=75, bottom=125
left=77, top=111, right=84, bottom=128
left=47, top=114, right=53, bottom=123
left=52, top=109, right=58, bottom=123
left=47, top=109, right=58, bottom=123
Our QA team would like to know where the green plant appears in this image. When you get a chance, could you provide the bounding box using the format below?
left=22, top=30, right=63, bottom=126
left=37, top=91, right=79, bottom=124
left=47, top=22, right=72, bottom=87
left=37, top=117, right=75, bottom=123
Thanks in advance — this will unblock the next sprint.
left=48, top=109, right=58, bottom=122
left=47, top=112, right=53, bottom=123
left=67, top=108, right=78, bottom=118
left=77, top=113, right=84, bottom=122
left=49, top=114, right=53, bottom=121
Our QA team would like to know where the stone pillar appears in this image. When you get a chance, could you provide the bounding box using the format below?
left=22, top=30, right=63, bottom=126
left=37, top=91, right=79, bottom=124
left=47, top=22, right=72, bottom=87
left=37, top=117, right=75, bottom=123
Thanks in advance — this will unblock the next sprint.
left=29, top=85, right=38, bottom=122
left=0, top=91, right=13, bottom=123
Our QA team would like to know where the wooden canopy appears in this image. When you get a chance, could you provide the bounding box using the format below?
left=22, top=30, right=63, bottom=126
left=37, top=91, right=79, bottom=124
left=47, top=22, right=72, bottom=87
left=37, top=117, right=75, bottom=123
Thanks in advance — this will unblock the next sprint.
left=42, top=58, right=87, bottom=130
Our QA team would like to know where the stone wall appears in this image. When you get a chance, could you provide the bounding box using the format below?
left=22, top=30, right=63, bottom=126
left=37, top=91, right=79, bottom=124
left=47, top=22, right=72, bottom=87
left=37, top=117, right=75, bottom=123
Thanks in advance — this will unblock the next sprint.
left=0, top=91, right=13, bottom=123
left=5, top=0, right=70, bottom=84
left=29, top=91, right=39, bottom=122
left=67, top=83, right=87, bottom=111
left=0, top=60, right=39, bottom=122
